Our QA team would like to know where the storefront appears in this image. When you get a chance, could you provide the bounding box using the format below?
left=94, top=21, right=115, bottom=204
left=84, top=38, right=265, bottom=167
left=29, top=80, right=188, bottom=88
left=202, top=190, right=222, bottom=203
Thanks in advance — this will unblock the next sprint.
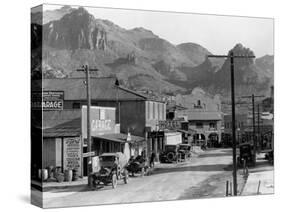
left=42, top=105, right=146, bottom=178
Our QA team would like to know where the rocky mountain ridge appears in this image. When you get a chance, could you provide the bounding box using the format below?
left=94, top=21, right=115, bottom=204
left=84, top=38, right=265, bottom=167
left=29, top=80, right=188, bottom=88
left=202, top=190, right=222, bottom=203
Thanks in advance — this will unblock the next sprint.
left=31, top=6, right=274, bottom=99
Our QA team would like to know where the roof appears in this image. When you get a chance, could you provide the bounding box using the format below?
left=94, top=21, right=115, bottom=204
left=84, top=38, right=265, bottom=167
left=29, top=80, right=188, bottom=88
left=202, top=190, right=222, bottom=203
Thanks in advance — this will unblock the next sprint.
left=166, top=104, right=188, bottom=112
left=187, top=111, right=222, bottom=121
left=177, top=129, right=197, bottom=134
left=94, top=133, right=145, bottom=143
left=43, top=110, right=81, bottom=129
left=43, top=118, right=81, bottom=137
left=36, top=77, right=148, bottom=101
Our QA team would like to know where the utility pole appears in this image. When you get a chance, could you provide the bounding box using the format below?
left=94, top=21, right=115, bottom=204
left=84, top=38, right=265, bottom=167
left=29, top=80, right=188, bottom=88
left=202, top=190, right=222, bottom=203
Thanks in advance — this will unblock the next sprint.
left=208, top=52, right=255, bottom=196
left=77, top=65, right=98, bottom=186
left=241, top=94, right=264, bottom=165
left=257, top=104, right=261, bottom=151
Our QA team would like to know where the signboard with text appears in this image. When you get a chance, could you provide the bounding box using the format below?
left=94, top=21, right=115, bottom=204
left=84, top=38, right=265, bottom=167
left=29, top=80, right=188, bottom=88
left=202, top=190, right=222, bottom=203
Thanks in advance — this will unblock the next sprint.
left=63, top=137, right=82, bottom=176
left=81, top=106, right=116, bottom=139
left=159, top=120, right=182, bottom=130
left=32, top=91, right=64, bottom=110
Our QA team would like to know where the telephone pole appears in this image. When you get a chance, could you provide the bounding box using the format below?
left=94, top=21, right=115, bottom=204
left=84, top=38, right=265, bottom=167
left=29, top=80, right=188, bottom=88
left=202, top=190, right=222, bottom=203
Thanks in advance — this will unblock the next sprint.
left=77, top=65, right=98, bottom=186
left=208, top=51, right=255, bottom=196
left=241, top=94, right=264, bottom=165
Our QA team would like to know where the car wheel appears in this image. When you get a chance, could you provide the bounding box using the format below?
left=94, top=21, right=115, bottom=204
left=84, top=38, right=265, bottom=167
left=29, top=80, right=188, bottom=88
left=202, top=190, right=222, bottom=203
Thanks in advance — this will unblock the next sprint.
left=112, top=174, right=117, bottom=189
left=124, top=170, right=129, bottom=184
left=167, top=152, right=175, bottom=162
left=141, top=167, right=145, bottom=177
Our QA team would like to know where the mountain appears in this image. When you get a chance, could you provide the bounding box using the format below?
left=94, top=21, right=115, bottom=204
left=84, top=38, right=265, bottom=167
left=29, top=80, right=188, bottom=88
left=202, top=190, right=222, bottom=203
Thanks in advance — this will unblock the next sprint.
left=31, top=6, right=274, bottom=98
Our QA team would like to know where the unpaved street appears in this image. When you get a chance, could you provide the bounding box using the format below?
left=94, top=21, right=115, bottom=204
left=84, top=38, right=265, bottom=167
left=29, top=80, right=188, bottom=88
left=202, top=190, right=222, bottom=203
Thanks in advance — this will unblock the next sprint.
left=42, top=148, right=238, bottom=208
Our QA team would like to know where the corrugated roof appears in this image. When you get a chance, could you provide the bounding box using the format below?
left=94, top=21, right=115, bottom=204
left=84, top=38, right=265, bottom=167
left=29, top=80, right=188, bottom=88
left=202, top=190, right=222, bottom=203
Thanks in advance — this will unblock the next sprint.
left=37, top=77, right=148, bottom=101
left=43, top=110, right=81, bottom=129
left=43, top=117, right=81, bottom=138
left=187, top=111, right=222, bottom=121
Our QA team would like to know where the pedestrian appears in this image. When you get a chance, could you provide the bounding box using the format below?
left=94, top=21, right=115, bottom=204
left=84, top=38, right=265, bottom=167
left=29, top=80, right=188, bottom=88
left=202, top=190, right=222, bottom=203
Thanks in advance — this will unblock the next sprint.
left=150, top=152, right=156, bottom=168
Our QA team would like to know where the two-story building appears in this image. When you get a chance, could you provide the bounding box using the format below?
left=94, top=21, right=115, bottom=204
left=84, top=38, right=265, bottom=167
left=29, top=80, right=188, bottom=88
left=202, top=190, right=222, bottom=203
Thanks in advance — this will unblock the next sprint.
left=175, top=88, right=222, bottom=147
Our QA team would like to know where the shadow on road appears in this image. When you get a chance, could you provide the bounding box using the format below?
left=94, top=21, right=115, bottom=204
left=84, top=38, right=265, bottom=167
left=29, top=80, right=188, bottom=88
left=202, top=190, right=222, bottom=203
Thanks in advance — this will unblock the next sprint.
left=199, top=153, right=232, bottom=158
left=152, top=164, right=231, bottom=175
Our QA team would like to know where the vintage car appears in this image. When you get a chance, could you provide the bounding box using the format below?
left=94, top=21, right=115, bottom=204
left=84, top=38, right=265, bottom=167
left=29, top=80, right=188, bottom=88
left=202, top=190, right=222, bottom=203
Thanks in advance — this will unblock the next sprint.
left=127, top=155, right=149, bottom=177
left=91, top=152, right=129, bottom=189
left=237, top=143, right=255, bottom=166
left=159, top=144, right=180, bottom=163
left=177, top=144, right=192, bottom=161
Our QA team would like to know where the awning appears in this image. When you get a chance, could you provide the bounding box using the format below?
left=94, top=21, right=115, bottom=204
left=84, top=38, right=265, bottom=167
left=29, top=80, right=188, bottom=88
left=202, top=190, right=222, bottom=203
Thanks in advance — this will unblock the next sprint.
left=93, top=133, right=145, bottom=144
left=177, top=129, right=197, bottom=135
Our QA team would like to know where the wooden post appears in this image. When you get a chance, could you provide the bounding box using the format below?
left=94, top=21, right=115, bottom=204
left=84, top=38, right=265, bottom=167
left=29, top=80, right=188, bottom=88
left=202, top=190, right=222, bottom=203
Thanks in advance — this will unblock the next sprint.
left=226, top=180, right=229, bottom=196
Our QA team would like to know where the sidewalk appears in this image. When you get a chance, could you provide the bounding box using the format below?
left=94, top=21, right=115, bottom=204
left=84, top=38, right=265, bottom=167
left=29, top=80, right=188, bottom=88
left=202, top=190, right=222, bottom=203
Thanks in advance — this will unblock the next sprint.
left=241, top=156, right=274, bottom=196
left=32, top=177, right=88, bottom=192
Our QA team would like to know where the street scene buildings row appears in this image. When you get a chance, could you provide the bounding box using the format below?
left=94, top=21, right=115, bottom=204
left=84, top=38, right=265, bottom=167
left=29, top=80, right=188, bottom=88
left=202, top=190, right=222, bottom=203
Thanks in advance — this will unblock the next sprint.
left=31, top=77, right=273, bottom=179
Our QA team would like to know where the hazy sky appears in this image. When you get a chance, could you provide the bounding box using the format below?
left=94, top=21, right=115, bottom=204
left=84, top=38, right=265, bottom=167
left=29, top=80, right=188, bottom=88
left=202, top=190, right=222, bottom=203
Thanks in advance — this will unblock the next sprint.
left=43, top=4, right=274, bottom=57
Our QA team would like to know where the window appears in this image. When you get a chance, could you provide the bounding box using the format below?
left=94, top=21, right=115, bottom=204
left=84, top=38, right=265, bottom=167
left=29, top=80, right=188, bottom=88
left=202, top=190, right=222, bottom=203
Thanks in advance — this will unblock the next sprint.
left=72, top=102, right=80, bottom=109
left=153, top=102, right=156, bottom=119
left=194, top=100, right=203, bottom=109
left=196, top=122, right=203, bottom=129
left=146, top=101, right=150, bottom=120
left=209, top=122, right=216, bottom=129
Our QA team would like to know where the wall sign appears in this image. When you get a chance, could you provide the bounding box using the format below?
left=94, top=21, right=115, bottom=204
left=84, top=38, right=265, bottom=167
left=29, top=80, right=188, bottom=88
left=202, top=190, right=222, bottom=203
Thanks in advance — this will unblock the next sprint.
left=159, top=120, right=182, bottom=130
left=31, top=91, right=64, bottom=110
left=82, top=106, right=116, bottom=138
left=63, top=137, right=82, bottom=175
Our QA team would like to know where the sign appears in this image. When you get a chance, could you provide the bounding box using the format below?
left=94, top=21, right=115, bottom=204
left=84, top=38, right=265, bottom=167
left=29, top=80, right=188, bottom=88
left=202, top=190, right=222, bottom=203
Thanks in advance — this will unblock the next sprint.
left=148, top=131, right=165, bottom=139
left=82, top=106, right=116, bottom=138
left=63, top=137, right=82, bottom=175
left=159, top=120, right=182, bottom=130
left=83, top=151, right=96, bottom=157
left=32, top=91, right=64, bottom=110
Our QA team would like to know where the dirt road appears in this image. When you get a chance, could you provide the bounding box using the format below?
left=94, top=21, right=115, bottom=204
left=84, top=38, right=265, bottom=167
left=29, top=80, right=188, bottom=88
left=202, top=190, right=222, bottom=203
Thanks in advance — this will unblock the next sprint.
left=42, top=148, right=239, bottom=208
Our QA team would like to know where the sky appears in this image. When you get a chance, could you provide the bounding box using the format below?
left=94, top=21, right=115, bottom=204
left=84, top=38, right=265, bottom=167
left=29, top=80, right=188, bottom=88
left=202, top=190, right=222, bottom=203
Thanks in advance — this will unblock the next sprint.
left=43, top=4, right=274, bottom=57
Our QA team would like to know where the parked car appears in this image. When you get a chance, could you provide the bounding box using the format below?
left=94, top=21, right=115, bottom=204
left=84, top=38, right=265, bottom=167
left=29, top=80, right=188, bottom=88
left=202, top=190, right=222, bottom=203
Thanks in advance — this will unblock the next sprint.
left=91, top=152, right=129, bottom=189
left=237, top=143, right=255, bottom=166
left=159, top=144, right=180, bottom=163
left=127, top=155, right=149, bottom=177
left=178, top=144, right=191, bottom=162
left=265, top=150, right=274, bottom=165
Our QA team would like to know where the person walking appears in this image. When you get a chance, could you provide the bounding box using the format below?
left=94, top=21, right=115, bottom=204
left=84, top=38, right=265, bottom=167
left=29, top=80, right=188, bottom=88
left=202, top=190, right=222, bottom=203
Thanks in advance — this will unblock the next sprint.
left=150, top=152, right=156, bottom=168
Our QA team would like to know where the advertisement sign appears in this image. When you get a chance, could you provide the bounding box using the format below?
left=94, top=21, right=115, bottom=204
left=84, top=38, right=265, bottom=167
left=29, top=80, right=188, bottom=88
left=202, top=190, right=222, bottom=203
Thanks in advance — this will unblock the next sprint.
left=159, top=120, right=182, bottom=130
left=82, top=106, right=116, bottom=138
left=63, top=137, right=82, bottom=175
left=31, top=91, right=64, bottom=110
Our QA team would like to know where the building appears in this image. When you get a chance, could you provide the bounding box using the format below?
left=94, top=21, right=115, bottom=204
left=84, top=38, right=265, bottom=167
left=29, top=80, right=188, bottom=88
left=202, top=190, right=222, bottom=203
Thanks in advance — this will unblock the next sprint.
left=32, top=77, right=166, bottom=177
left=41, top=106, right=145, bottom=177
left=175, top=88, right=222, bottom=147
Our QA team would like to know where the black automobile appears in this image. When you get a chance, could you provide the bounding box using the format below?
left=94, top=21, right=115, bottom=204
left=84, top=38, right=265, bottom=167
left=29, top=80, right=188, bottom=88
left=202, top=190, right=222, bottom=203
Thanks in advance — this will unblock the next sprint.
left=127, top=155, right=149, bottom=177
left=237, top=143, right=255, bottom=166
left=178, top=144, right=191, bottom=161
left=159, top=144, right=180, bottom=163
left=91, top=152, right=129, bottom=189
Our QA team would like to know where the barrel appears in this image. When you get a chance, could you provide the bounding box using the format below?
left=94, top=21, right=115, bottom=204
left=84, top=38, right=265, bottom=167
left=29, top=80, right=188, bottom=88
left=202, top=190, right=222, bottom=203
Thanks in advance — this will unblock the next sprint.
left=72, top=169, right=78, bottom=181
left=38, top=169, right=42, bottom=180
left=47, top=166, right=54, bottom=178
left=64, top=169, right=73, bottom=182
left=42, top=169, right=48, bottom=181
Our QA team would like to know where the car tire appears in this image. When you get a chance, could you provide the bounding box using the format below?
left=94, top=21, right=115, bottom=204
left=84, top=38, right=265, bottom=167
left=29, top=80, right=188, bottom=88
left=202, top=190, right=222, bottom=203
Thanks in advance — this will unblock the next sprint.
left=112, top=174, right=117, bottom=189
left=167, top=152, right=175, bottom=162
left=141, top=167, right=145, bottom=177
left=124, top=170, right=129, bottom=184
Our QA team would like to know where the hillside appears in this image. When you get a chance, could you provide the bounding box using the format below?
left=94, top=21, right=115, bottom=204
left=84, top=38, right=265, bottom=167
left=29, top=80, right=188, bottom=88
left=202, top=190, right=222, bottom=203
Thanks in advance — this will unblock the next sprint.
left=31, top=6, right=274, bottom=98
